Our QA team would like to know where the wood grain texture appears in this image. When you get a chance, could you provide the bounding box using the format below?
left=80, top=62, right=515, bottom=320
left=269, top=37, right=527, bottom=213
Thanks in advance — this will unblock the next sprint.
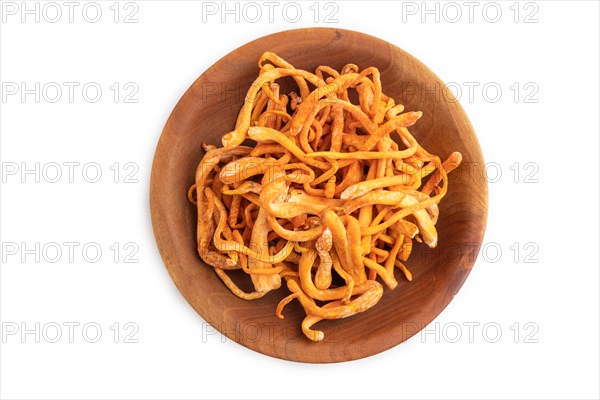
left=150, top=28, right=488, bottom=363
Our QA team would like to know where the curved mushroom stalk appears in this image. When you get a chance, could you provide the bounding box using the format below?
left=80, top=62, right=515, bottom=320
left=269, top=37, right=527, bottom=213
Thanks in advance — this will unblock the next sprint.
left=351, top=191, right=438, bottom=248
left=260, top=176, right=344, bottom=219
left=360, top=111, right=422, bottom=152
left=289, top=72, right=360, bottom=137
left=248, top=207, right=281, bottom=292
left=220, top=157, right=279, bottom=185
left=221, top=181, right=263, bottom=196
left=292, top=249, right=379, bottom=303
left=406, top=189, right=440, bottom=224
left=321, top=210, right=367, bottom=284
left=267, top=215, right=325, bottom=242
left=421, top=151, right=462, bottom=195
left=245, top=166, right=293, bottom=293
left=340, top=176, right=412, bottom=200
left=259, top=175, right=292, bottom=217
left=286, top=278, right=383, bottom=320
left=315, top=228, right=333, bottom=289
left=398, top=194, right=438, bottom=248
left=195, top=146, right=252, bottom=269
left=301, top=301, right=341, bottom=342
left=288, top=190, right=345, bottom=215
left=222, top=68, right=327, bottom=148
left=343, top=190, right=409, bottom=213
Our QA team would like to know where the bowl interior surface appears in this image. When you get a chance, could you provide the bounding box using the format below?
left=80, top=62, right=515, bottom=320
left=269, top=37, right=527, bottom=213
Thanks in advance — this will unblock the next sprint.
left=150, top=28, right=488, bottom=363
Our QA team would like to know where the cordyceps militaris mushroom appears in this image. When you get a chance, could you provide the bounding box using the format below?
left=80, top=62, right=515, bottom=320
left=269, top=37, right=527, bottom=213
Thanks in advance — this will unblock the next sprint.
left=189, top=52, right=462, bottom=341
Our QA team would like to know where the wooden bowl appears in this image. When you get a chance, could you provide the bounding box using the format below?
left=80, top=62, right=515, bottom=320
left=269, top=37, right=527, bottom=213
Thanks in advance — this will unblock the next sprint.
left=150, top=28, right=488, bottom=363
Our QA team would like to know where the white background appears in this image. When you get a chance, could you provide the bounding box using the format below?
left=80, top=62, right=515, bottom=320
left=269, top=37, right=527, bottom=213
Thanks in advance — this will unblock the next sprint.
left=1, top=1, right=599, bottom=399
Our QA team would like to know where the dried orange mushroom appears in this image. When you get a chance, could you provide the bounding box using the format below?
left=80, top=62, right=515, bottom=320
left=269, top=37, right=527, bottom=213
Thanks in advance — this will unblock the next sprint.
left=190, top=53, right=462, bottom=341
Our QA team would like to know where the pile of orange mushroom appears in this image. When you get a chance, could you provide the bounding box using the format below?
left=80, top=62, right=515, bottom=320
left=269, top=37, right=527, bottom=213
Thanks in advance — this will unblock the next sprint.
left=189, top=52, right=462, bottom=341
